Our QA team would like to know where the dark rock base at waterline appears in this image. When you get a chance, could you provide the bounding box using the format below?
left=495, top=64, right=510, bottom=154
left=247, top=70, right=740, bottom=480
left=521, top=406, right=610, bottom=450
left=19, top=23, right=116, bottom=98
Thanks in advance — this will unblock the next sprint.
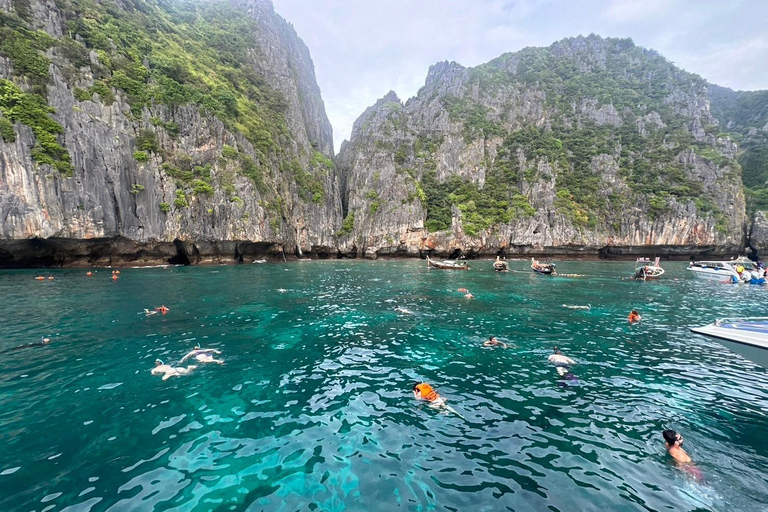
left=0, top=237, right=292, bottom=268
left=0, top=237, right=749, bottom=268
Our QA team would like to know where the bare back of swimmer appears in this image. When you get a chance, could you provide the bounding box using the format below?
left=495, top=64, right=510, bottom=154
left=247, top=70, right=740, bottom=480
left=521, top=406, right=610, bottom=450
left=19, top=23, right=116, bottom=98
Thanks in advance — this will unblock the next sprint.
left=180, top=346, right=223, bottom=364
left=151, top=359, right=196, bottom=380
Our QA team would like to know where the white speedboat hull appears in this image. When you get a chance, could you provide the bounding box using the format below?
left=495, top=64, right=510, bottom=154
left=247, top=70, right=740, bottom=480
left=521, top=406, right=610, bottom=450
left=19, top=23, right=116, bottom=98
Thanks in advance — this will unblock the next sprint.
left=692, top=320, right=768, bottom=368
left=687, top=266, right=737, bottom=282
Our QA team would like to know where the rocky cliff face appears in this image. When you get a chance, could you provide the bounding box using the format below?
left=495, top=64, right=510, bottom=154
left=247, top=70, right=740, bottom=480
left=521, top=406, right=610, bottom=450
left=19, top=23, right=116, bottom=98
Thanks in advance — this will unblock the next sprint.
left=0, top=0, right=341, bottom=266
left=337, top=36, right=747, bottom=259
left=708, top=84, right=768, bottom=256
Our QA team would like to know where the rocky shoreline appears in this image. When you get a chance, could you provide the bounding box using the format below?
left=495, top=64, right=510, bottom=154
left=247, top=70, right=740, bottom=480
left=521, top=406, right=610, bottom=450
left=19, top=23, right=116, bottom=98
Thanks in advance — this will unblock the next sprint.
left=0, top=236, right=750, bottom=268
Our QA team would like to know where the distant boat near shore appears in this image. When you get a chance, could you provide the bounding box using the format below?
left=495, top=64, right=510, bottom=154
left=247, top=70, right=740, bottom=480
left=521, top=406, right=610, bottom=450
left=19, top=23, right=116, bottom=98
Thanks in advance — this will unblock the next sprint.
left=426, top=256, right=469, bottom=270
left=634, top=257, right=665, bottom=280
left=687, top=256, right=766, bottom=284
left=531, top=258, right=556, bottom=275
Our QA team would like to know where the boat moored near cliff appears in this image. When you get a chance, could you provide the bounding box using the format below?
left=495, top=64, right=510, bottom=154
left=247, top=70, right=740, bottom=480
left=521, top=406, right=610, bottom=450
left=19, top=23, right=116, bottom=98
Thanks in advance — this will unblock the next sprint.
left=426, top=256, right=470, bottom=270
left=687, top=257, right=765, bottom=284
left=531, top=258, right=556, bottom=275
left=493, top=257, right=509, bottom=272
left=634, top=257, right=665, bottom=280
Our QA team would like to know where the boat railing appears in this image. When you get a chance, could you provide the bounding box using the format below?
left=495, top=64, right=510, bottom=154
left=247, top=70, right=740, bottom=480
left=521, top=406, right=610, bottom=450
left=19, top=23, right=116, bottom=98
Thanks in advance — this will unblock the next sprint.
left=714, top=317, right=768, bottom=326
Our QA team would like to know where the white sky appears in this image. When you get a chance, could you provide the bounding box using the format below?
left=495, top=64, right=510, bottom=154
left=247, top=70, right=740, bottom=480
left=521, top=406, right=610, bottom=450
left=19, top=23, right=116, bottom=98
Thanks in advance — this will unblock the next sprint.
left=271, top=0, right=768, bottom=153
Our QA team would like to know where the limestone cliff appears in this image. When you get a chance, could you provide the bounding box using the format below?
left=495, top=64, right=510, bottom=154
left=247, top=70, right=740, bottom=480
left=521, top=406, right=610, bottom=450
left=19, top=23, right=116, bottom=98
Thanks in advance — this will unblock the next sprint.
left=0, top=0, right=340, bottom=266
left=708, top=84, right=768, bottom=255
left=337, top=36, right=747, bottom=259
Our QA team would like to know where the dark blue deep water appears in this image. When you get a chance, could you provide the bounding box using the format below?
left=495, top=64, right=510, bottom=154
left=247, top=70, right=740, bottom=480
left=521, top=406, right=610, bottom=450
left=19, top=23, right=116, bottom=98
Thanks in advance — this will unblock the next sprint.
left=1, top=260, right=767, bottom=511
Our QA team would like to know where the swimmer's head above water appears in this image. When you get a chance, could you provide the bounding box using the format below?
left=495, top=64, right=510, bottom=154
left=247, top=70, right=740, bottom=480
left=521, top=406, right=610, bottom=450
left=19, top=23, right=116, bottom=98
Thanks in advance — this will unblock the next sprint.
left=155, top=359, right=164, bottom=366
left=663, top=429, right=683, bottom=447
left=553, top=346, right=562, bottom=355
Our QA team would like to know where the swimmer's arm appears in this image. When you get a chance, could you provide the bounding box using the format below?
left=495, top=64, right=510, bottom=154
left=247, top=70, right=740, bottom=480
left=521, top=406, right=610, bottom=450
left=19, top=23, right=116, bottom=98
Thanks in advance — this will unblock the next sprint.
left=179, top=353, right=193, bottom=363
left=502, top=342, right=508, bottom=349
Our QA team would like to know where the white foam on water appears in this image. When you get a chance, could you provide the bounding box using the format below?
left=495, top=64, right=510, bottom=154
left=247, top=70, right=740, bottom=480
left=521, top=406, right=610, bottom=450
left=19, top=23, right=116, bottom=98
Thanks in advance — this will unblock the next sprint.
left=1, top=467, right=20, bottom=475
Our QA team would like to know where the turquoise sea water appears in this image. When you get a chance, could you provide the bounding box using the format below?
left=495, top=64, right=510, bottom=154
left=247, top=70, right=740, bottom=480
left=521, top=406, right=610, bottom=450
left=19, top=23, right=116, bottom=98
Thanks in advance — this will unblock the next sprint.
left=1, top=260, right=768, bottom=512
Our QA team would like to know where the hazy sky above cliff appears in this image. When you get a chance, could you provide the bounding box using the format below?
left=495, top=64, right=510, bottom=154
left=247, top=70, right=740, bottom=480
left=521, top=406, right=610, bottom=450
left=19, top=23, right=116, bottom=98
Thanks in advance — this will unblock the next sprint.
left=272, top=0, right=768, bottom=153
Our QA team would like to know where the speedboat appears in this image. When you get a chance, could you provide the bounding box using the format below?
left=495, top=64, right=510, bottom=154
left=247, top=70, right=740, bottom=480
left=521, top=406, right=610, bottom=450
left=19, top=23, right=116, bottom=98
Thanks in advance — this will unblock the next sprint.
left=687, top=256, right=765, bottom=284
left=531, top=258, right=556, bottom=275
left=426, top=255, right=469, bottom=270
left=634, top=257, right=664, bottom=280
left=691, top=318, right=768, bottom=368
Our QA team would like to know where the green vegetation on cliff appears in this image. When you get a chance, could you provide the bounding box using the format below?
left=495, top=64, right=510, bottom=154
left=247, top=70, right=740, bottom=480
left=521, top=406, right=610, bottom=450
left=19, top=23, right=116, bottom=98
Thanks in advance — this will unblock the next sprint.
left=709, top=85, right=768, bottom=214
left=410, top=36, right=736, bottom=233
left=0, top=0, right=331, bottom=193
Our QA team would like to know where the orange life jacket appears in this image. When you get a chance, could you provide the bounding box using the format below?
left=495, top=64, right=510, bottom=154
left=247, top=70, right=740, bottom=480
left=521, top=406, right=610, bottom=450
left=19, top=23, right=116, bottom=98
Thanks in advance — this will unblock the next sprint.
left=416, top=383, right=439, bottom=402
left=628, top=312, right=640, bottom=323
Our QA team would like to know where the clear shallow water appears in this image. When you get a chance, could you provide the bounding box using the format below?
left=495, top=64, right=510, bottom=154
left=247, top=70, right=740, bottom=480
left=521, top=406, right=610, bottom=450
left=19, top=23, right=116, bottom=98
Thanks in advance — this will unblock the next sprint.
left=1, top=260, right=767, bottom=512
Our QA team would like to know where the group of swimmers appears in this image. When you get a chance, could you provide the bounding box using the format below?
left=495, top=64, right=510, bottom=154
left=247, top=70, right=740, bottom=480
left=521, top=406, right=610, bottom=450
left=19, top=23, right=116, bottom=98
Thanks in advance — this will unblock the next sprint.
left=151, top=345, right=224, bottom=380
left=413, top=311, right=699, bottom=477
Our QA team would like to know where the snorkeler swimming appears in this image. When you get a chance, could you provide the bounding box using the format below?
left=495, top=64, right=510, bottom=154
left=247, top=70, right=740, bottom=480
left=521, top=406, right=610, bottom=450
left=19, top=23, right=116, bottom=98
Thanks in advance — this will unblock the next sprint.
left=412, top=383, right=464, bottom=418
left=151, top=359, right=197, bottom=380
left=180, top=346, right=223, bottom=364
left=549, top=346, right=576, bottom=375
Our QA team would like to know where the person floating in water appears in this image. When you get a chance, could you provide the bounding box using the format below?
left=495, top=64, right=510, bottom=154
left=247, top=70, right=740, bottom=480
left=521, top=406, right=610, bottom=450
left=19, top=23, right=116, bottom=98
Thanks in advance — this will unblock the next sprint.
left=180, top=345, right=223, bottom=364
left=663, top=429, right=704, bottom=481
left=628, top=309, right=642, bottom=324
left=151, top=359, right=196, bottom=380
left=413, top=382, right=445, bottom=406
left=413, top=383, right=464, bottom=418
left=663, top=429, right=691, bottom=463
left=394, top=306, right=414, bottom=315
left=549, top=346, right=576, bottom=376
left=86, top=271, right=92, bottom=277
left=8, top=336, right=52, bottom=352
left=483, top=336, right=508, bottom=348
left=155, top=306, right=170, bottom=315
left=35, top=276, right=44, bottom=281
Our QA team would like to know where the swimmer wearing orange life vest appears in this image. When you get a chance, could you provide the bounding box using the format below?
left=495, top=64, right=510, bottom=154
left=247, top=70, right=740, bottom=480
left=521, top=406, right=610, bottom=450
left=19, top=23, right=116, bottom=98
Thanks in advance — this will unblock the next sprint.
left=111, top=274, right=119, bottom=281
left=413, top=383, right=446, bottom=406
left=155, top=305, right=170, bottom=315
left=86, top=271, right=92, bottom=277
left=628, top=309, right=641, bottom=324
left=35, top=276, right=45, bottom=281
